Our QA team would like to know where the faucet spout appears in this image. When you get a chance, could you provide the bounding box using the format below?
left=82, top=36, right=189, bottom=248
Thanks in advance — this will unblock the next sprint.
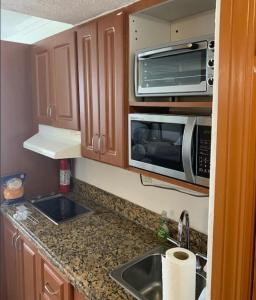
left=177, top=210, right=190, bottom=250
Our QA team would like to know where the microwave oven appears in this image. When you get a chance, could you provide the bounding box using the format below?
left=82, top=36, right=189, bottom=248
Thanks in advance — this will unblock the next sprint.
left=128, top=114, right=211, bottom=187
left=134, top=36, right=214, bottom=97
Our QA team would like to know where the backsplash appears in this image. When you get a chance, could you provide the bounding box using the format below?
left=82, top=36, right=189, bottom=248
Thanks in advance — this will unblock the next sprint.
left=72, top=178, right=207, bottom=254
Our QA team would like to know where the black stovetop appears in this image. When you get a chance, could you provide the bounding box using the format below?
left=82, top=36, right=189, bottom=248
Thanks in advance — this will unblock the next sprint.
left=31, top=195, right=91, bottom=224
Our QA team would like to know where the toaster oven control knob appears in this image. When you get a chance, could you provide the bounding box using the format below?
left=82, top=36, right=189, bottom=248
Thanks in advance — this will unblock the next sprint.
left=208, top=77, right=214, bottom=86
left=208, top=59, right=214, bottom=68
left=208, top=40, right=215, bottom=50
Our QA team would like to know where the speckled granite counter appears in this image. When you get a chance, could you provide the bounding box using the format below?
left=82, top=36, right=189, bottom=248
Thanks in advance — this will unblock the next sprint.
left=1, top=193, right=162, bottom=300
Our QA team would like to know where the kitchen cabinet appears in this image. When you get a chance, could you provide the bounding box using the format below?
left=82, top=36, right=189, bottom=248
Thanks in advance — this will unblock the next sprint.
left=74, top=289, right=88, bottom=300
left=3, top=216, right=19, bottom=300
left=37, top=254, right=72, bottom=300
left=33, top=29, right=80, bottom=130
left=77, top=12, right=126, bottom=167
left=1, top=214, right=73, bottom=300
left=33, top=45, right=52, bottom=125
left=18, top=234, right=38, bottom=300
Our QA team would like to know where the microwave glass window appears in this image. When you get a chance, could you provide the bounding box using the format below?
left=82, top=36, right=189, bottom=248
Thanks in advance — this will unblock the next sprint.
left=131, top=121, right=185, bottom=172
left=139, top=50, right=207, bottom=89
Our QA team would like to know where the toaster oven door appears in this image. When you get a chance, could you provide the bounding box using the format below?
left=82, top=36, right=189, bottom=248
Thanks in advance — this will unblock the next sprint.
left=135, top=40, right=209, bottom=96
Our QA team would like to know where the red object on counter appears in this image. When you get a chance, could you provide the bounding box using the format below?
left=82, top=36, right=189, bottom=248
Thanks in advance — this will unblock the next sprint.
left=59, top=159, right=71, bottom=193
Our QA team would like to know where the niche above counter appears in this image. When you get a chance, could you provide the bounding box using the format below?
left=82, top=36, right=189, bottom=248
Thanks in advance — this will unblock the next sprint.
left=128, top=0, right=216, bottom=110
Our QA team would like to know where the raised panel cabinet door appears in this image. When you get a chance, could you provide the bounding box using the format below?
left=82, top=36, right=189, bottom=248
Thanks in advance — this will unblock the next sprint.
left=3, top=216, right=18, bottom=300
left=51, top=30, right=80, bottom=130
left=77, top=22, right=100, bottom=161
left=98, top=12, right=126, bottom=167
left=74, top=289, right=88, bottom=300
left=33, top=46, right=52, bottom=125
left=18, top=234, right=38, bottom=300
left=37, top=254, right=72, bottom=300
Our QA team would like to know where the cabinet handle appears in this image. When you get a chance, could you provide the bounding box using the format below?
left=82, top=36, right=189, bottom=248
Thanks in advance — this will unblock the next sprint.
left=92, top=134, right=99, bottom=153
left=44, top=282, right=58, bottom=296
left=11, top=232, right=17, bottom=248
left=14, top=234, right=20, bottom=249
left=47, top=105, right=50, bottom=117
left=49, top=105, right=52, bottom=118
left=92, top=135, right=96, bottom=152
left=98, top=134, right=105, bottom=154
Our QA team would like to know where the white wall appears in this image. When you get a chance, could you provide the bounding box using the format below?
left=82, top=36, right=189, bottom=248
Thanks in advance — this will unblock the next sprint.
left=74, top=158, right=209, bottom=234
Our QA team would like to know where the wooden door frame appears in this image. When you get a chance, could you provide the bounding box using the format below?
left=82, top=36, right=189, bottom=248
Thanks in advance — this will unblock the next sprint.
left=211, top=0, right=256, bottom=299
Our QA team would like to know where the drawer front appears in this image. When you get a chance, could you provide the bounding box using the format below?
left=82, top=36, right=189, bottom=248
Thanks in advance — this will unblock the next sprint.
left=37, top=255, right=71, bottom=300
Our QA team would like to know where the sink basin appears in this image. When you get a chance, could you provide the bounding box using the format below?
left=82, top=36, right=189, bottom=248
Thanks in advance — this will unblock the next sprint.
left=110, top=246, right=206, bottom=300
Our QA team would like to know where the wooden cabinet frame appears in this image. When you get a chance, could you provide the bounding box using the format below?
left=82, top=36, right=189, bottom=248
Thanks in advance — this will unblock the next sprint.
left=211, top=0, right=256, bottom=299
left=126, top=0, right=256, bottom=298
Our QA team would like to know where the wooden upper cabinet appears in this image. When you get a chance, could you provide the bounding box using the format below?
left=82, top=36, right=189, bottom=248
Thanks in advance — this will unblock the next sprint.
left=37, top=254, right=72, bottom=300
left=77, top=22, right=100, bottom=160
left=78, top=12, right=126, bottom=167
left=98, top=13, right=125, bottom=167
left=51, top=30, right=80, bottom=130
left=18, top=234, right=38, bottom=300
left=33, top=46, right=52, bottom=125
left=32, top=29, right=80, bottom=130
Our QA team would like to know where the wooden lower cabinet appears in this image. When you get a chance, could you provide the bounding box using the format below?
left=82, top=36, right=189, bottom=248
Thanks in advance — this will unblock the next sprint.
left=2, top=216, right=19, bottom=300
left=1, top=214, right=87, bottom=300
left=74, top=289, right=88, bottom=300
left=37, top=254, right=72, bottom=300
left=18, top=234, right=38, bottom=300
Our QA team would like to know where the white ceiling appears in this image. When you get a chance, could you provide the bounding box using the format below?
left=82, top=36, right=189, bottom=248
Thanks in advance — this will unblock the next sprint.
left=1, top=0, right=138, bottom=25
left=1, top=9, right=73, bottom=44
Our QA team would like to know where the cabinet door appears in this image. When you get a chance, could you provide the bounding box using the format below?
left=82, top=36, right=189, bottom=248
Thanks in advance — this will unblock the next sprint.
left=17, top=234, right=38, bottom=300
left=51, top=30, right=80, bottom=130
left=33, top=46, right=52, bottom=125
left=77, top=22, right=100, bottom=160
left=98, top=12, right=126, bottom=167
left=74, top=289, right=88, bottom=300
left=3, top=216, right=18, bottom=300
left=37, top=254, right=72, bottom=300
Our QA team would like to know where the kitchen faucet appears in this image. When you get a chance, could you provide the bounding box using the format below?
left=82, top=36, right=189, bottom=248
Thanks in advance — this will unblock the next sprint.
left=177, top=210, right=190, bottom=250
left=167, top=210, right=190, bottom=250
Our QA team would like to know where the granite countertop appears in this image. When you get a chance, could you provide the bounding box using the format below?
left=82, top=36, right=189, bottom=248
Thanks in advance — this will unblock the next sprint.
left=1, top=193, right=162, bottom=300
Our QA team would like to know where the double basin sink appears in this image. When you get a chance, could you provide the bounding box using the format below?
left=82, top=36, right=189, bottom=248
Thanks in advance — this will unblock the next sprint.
left=110, top=245, right=206, bottom=300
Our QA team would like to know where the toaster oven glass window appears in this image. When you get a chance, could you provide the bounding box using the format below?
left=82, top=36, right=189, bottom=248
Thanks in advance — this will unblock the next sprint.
left=131, top=120, right=185, bottom=172
left=139, top=49, right=207, bottom=89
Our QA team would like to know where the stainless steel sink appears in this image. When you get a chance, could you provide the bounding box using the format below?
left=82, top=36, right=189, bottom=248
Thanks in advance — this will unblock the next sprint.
left=110, top=246, right=206, bottom=300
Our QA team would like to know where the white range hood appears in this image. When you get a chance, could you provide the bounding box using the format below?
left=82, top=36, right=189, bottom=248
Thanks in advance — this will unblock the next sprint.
left=23, top=124, right=81, bottom=159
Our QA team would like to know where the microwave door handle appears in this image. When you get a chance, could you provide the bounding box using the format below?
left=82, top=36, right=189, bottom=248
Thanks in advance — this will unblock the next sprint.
left=182, top=117, right=196, bottom=183
left=139, top=43, right=199, bottom=59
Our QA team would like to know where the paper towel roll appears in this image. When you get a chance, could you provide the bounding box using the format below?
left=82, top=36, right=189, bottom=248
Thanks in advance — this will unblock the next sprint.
left=162, top=247, right=196, bottom=300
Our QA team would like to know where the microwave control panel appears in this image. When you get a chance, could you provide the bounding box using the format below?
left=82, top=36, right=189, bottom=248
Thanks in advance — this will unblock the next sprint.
left=197, top=126, right=211, bottom=178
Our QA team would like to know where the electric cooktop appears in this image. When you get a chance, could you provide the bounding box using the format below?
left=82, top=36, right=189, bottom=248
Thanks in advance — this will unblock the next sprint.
left=30, top=194, right=92, bottom=225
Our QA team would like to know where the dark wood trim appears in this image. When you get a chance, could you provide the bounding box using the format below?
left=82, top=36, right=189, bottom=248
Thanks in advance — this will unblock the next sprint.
left=128, top=166, right=209, bottom=194
left=129, top=101, right=212, bottom=108
left=211, top=0, right=256, bottom=299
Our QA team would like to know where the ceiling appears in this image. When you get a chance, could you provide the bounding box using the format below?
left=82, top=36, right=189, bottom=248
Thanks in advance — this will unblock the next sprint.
left=1, top=0, right=138, bottom=25
left=1, top=9, right=73, bottom=44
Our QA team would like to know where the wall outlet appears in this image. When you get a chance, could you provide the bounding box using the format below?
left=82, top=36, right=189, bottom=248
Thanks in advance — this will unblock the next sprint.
left=141, top=175, right=153, bottom=184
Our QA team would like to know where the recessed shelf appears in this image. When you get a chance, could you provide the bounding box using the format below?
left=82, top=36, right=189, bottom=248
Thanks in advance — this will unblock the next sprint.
left=129, top=101, right=213, bottom=108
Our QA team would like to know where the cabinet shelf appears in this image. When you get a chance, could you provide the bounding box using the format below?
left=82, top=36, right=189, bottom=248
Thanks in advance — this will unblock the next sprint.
left=129, top=101, right=213, bottom=109
left=128, top=166, right=209, bottom=195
